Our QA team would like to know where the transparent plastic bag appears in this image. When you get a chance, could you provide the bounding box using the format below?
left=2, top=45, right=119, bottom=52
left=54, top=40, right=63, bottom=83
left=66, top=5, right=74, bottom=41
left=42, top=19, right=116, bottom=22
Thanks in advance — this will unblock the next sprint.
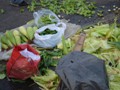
left=33, top=9, right=60, bottom=28
left=33, top=22, right=66, bottom=48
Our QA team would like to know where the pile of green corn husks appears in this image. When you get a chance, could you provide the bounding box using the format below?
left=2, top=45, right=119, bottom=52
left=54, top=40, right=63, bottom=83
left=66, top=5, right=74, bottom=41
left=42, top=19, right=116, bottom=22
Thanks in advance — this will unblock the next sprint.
left=83, top=24, right=120, bottom=90
left=68, top=22, right=120, bottom=90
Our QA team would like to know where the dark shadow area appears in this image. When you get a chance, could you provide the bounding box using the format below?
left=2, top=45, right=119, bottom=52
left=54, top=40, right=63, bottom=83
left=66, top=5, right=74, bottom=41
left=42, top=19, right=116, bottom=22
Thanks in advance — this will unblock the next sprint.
left=0, top=77, right=41, bottom=90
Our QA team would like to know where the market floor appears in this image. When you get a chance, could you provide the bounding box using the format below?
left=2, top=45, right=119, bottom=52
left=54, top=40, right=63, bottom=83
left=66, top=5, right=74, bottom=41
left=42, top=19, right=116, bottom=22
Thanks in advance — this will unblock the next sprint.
left=0, top=0, right=120, bottom=33
left=0, top=0, right=33, bottom=32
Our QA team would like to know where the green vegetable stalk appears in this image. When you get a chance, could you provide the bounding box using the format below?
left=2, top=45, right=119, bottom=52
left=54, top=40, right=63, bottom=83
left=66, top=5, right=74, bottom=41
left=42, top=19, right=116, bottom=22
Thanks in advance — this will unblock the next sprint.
left=61, top=35, right=69, bottom=55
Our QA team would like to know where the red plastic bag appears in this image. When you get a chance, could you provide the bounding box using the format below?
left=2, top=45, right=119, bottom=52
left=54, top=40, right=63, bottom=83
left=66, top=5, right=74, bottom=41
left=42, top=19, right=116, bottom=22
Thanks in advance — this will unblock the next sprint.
left=6, top=44, right=41, bottom=80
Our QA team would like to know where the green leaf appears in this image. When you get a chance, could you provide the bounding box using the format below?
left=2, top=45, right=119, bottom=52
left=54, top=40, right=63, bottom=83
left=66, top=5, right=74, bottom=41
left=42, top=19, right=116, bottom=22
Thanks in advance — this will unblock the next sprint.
left=0, top=9, right=5, bottom=14
left=0, top=73, right=6, bottom=79
left=109, top=42, right=120, bottom=50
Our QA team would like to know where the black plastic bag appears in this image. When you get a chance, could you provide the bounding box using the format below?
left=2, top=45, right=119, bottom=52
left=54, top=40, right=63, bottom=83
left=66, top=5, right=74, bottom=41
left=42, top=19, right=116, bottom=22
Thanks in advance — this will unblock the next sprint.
left=56, top=51, right=109, bottom=90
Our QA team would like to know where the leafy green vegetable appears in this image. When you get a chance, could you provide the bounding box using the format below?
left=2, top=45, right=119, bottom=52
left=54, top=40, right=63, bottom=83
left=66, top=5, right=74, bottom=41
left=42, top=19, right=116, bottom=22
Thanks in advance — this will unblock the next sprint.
left=27, top=0, right=38, bottom=12
left=39, top=49, right=63, bottom=75
left=28, top=0, right=96, bottom=17
left=38, top=15, right=56, bottom=25
left=39, top=29, right=57, bottom=35
left=118, top=35, right=120, bottom=40
left=61, top=0, right=96, bottom=17
left=109, top=42, right=120, bottom=50
left=0, top=73, right=6, bottom=79
left=0, top=9, right=5, bottom=14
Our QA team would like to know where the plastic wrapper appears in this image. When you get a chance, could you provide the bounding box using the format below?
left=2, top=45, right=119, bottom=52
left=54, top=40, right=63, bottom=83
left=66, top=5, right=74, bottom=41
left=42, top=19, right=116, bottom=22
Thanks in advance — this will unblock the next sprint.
left=33, top=22, right=66, bottom=48
left=6, top=44, right=41, bottom=80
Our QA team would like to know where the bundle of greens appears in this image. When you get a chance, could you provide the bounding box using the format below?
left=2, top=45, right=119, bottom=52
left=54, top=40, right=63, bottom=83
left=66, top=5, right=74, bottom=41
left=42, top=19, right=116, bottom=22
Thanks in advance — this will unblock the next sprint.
left=30, top=47, right=63, bottom=90
left=39, top=29, right=57, bottom=35
left=38, top=48, right=63, bottom=75
left=31, top=36, right=75, bottom=89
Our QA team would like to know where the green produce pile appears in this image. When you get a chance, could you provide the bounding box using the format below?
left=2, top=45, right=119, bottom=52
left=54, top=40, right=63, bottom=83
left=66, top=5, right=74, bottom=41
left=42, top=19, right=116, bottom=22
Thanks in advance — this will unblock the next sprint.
left=0, top=26, right=38, bottom=50
left=32, top=69, right=59, bottom=90
left=38, top=48, right=63, bottom=75
left=39, top=29, right=57, bottom=35
left=69, top=22, right=120, bottom=90
left=30, top=37, right=74, bottom=90
left=28, top=0, right=96, bottom=17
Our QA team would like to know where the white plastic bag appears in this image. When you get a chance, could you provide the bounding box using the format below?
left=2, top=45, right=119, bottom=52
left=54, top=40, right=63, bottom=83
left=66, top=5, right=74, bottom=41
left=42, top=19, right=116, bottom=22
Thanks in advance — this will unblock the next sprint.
left=20, top=48, right=40, bottom=61
left=33, top=22, right=66, bottom=48
left=33, top=9, right=60, bottom=27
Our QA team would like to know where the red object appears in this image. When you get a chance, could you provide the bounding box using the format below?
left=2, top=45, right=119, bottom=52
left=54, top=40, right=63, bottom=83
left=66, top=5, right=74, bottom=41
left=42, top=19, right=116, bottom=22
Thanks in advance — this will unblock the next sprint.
left=6, top=44, right=41, bottom=80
